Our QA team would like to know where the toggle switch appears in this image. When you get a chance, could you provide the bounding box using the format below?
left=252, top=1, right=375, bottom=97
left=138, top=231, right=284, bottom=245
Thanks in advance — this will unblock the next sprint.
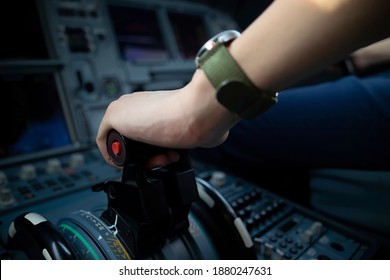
left=20, top=164, right=37, bottom=181
left=70, top=153, right=85, bottom=169
left=209, top=171, right=227, bottom=188
left=46, top=158, right=62, bottom=173
left=264, top=243, right=274, bottom=259
left=310, top=221, right=323, bottom=236
left=0, top=171, right=8, bottom=188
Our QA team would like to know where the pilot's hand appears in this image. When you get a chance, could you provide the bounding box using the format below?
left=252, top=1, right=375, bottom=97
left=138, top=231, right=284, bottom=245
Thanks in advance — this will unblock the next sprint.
left=96, top=70, right=239, bottom=167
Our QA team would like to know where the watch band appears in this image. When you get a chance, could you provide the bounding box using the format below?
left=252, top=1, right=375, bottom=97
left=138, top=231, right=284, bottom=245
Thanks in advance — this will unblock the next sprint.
left=197, top=41, right=277, bottom=119
left=198, top=42, right=250, bottom=89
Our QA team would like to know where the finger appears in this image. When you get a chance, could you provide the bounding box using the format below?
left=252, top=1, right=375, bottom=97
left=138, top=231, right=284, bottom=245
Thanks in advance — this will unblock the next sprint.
left=145, top=150, right=180, bottom=169
left=96, top=130, right=109, bottom=162
left=95, top=118, right=119, bottom=168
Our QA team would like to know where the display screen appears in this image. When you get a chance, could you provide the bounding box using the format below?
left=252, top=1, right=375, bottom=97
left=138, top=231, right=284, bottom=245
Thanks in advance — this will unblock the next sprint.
left=168, top=12, right=208, bottom=59
left=0, top=2, right=49, bottom=60
left=108, top=5, right=169, bottom=63
left=0, top=73, right=72, bottom=159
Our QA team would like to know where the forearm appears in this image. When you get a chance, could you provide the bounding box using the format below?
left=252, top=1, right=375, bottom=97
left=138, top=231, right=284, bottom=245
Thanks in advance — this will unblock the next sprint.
left=228, top=0, right=390, bottom=91
left=351, top=37, right=390, bottom=71
left=185, top=0, right=390, bottom=146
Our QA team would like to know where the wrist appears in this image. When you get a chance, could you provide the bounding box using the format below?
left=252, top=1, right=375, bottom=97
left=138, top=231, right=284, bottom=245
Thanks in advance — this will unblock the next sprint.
left=182, top=69, right=240, bottom=147
left=196, top=30, right=277, bottom=119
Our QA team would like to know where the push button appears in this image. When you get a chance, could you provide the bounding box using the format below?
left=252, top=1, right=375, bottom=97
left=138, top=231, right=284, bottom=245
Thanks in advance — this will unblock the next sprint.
left=111, top=141, right=122, bottom=156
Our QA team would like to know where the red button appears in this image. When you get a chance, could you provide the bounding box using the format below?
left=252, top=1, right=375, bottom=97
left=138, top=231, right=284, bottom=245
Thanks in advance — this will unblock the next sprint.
left=111, top=141, right=122, bottom=156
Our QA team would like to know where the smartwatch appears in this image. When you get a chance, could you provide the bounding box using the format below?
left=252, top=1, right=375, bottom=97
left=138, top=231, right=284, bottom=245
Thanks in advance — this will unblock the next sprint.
left=195, top=30, right=278, bottom=119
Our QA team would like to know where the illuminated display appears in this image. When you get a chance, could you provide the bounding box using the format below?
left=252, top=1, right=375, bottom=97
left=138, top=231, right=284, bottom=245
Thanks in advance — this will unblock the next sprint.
left=168, top=12, right=208, bottom=59
left=0, top=73, right=71, bottom=158
left=108, top=5, right=169, bottom=63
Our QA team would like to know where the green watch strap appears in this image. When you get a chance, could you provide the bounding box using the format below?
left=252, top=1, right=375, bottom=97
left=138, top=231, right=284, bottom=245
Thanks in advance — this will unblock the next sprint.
left=198, top=42, right=277, bottom=118
left=197, top=42, right=251, bottom=89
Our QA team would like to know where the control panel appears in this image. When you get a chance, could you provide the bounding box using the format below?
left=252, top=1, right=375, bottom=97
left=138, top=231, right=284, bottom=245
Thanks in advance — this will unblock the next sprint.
left=0, top=0, right=388, bottom=260
left=196, top=169, right=379, bottom=260
left=0, top=148, right=121, bottom=214
left=37, top=0, right=238, bottom=145
left=0, top=0, right=237, bottom=215
left=1, top=160, right=382, bottom=260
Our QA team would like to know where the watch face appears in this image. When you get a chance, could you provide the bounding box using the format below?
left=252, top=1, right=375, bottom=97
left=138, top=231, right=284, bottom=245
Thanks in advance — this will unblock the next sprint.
left=215, top=30, right=241, bottom=44
left=196, top=29, right=276, bottom=119
left=195, top=30, right=240, bottom=67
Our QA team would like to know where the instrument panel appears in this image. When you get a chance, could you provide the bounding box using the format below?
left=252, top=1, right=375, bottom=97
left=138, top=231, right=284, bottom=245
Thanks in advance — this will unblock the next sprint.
left=0, top=0, right=388, bottom=260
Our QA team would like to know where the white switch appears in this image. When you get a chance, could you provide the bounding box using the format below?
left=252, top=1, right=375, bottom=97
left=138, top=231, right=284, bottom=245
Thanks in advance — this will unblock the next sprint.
left=0, top=188, right=16, bottom=207
left=301, top=229, right=314, bottom=243
left=0, top=171, right=8, bottom=188
left=46, top=158, right=62, bottom=173
left=20, top=164, right=37, bottom=180
left=209, top=171, right=227, bottom=188
left=310, top=221, right=323, bottom=236
left=70, top=153, right=85, bottom=169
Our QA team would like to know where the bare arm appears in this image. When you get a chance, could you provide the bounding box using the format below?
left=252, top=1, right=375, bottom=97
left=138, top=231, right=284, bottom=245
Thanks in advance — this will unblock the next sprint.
left=351, top=37, right=390, bottom=71
left=228, top=0, right=390, bottom=91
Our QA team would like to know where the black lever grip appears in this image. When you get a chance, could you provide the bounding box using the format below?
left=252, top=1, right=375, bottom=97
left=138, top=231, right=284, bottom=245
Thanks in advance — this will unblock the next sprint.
left=107, top=129, right=173, bottom=167
left=96, top=129, right=199, bottom=258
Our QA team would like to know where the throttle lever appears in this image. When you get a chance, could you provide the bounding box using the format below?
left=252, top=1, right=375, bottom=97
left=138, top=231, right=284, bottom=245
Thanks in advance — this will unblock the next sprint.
left=107, top=129, right=171, bottom=167
left=94, top=129, right=199, bottom=258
